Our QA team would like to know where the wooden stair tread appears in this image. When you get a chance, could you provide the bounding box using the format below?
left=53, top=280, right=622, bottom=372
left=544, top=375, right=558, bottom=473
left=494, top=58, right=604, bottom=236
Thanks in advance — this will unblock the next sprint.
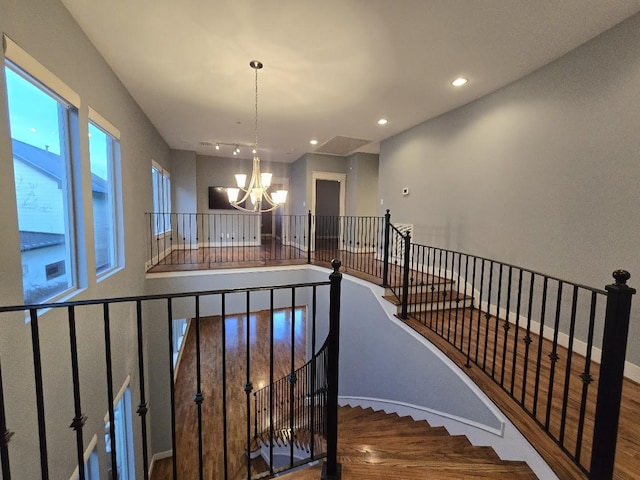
left=278, top=406, right=536, bottom=479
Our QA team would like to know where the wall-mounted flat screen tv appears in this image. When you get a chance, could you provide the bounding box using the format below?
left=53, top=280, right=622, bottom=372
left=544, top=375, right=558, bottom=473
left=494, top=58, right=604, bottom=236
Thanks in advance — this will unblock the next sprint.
left=208, top=186, right=246, bottom=210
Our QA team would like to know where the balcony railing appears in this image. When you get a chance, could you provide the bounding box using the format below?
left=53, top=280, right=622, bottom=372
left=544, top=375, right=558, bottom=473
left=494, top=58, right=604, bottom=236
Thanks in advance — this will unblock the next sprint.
left=0, top=262, right=344, bottom=480
left=146, top=209, right=635, bottom=479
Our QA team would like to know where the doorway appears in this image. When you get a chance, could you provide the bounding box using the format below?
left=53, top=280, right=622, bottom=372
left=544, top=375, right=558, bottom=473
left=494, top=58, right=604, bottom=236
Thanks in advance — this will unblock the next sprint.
left=314, top=179, right=341, bottom=251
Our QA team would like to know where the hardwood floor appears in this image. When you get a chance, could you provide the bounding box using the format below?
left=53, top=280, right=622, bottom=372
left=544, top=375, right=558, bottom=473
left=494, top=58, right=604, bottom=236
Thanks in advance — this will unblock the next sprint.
left=150, top=307, right=307, bottom=480
left=147, top=246, right=640, bottom=479
left=405, top=308, right=640, bottom=480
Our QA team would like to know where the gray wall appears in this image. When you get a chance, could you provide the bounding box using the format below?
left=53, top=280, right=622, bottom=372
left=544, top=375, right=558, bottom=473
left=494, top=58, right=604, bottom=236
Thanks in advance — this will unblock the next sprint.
left=0, top=0, right=171, bottom=478
left=378, top=13, right=640, bottom=366
left=172, top=149, right=197, bottom=213
left=346, top=153, right=379, bottom=217
left=289, top=154, right=308, bottom=216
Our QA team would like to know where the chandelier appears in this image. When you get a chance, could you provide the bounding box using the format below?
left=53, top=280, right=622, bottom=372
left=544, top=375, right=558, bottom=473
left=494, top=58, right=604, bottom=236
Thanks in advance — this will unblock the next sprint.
left=226, top=60, right=288, bottom=212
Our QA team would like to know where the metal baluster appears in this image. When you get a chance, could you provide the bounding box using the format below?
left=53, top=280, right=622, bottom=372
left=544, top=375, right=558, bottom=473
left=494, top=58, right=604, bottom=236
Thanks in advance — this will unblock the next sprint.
left=167, top=299, right=178, bottom=480
left=29, top=308, right=50, bottom=479
left=447, top=251, right=455, bottom=342
left=465, top=257, right=476, bottom=368
left=135, top=300, right=150, bottom=480
left=500, top=266, right=513, bottom=387
left=244, top=292, right=253, bottom=480
left=221, top=294, right=229, bottom=479
left=532, top=276, right=549, bottom=418
left=419, top=246, right=427, bottom=325
left=269, top=290, right=275, bottom=475
left=67, top=306, right=86, bottom=480
left=510, top=270, right=524, bottom=397
left=310, top=286, right=317, bottom=459
left=491, top=264, right=504, bottom=379
left=559, top=286, right=579, bottom=445
left=521, top=273, right=536, bottom=406
left=289, top=288, right=296, bottom=467
left=482, top=261, right=494, bottom=369
left=193, top=296, right=204, bottom=480
left=454, top=252, right=463, bottom=348
left=544, top=281, right=563, bottom=429
left=432, top=247, right=439, bottom=331
left=574, top=291, right=598, bottom=465
left=474, top=259, right=485, bottom=364
left=102, top=304, right=118, bottom=480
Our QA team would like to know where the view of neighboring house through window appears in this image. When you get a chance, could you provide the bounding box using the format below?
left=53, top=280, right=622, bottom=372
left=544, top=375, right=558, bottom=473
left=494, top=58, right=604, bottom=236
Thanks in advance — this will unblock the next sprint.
left=5, top=62, right=78, bottom=304
left=152, top=161, right=171, bottom=235
left=89, top=120, right=120, bottom=275
left=172, top=318, right=187, bottom=366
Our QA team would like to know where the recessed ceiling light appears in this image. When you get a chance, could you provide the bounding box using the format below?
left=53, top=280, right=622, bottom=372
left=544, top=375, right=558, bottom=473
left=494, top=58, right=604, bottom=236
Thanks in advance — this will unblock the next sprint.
left=310, top=139, right=318, bottom=145
left=378, top=118, right=388, bottom=125
left=451, top=77, right=468, bottom=87
left=30, top=128, right=37, bottom=133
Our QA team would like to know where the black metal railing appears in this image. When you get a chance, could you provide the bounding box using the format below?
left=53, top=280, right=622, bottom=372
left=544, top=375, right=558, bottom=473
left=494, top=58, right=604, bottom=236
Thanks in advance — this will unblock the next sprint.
left=146, top=212, right=309, bottom=268
left=143, top=208, right=634, bottom=479
left=393, top=240, right=634, bottom=479
left=146, top=212, right=388, bottom=282
left=253, top=340, right=328, bottom=476
left=0, top=262, right=343, bottom=480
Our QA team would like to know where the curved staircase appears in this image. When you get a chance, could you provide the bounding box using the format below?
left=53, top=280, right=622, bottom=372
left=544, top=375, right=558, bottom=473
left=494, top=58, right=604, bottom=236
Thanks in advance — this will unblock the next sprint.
left=279, top=405, right=536, bottom=480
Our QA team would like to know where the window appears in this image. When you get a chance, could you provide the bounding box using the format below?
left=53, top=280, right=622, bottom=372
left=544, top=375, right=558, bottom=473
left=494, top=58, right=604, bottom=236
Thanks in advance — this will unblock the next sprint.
left=5, top=61, right=78, bottom=304
left=105, top=386, right=135, bottom=479
left=45, top=260, right=65, bottom=281
left=151, top=161, right=171, bottom=235
left=172, top=318, right=187, bottom=366
left=88, top=115, right=120, bottom=276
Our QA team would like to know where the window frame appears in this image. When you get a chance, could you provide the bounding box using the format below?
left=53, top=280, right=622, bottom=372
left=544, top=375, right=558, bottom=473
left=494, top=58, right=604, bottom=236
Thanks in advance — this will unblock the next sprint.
left=88, top=108, right=122, bottom=278
left=4, top=38, right=82, bottom=305
left=151, top=160, right=171, bottom=236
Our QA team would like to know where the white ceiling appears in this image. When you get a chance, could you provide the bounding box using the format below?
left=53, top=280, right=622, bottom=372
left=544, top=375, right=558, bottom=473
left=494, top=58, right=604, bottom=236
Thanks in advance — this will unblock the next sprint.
left=61, top=0, right=640, bottom=163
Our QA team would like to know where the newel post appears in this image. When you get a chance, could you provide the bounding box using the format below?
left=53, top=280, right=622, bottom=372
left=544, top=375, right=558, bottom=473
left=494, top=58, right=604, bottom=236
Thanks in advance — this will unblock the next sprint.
left=401, top=230, right=411, bottom=319
left=307, top=210, right=312, bottom=264
left=323, top=259, right=342, bottom=480
left=590, top=270, right=635, bottom=480
left=382, top=210, right=391, bottom=287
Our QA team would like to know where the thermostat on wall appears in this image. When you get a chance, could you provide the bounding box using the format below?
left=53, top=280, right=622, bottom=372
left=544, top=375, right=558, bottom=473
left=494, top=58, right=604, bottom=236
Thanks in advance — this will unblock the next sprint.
left=402, top=187, right=409, bottom=196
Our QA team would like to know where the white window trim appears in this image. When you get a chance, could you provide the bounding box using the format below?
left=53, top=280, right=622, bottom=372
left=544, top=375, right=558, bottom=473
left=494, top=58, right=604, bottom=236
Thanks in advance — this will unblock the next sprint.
left=88, top=107, right=120, bottom=140
left=69, top=434, right=99, bottom=480
left=5, top=38, right=82, bottom=308
left=151, top=160, right=171, bottom=236
left=88, top=110, right=122, bottom=280
left=3, top=34, right=80, bottom=107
